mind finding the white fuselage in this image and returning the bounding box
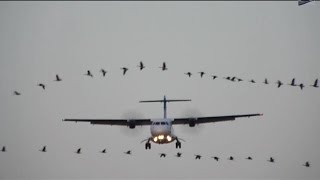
[150,118,176,144]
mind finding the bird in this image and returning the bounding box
[160,62,168,71]
[288,78,297,86]
[249,79,256,83]
[138,61,145,70]
[212,75,218,80]
[246,156,252,160]
[85,70,93,77]
[212,156,219,161]
[124,150,131,155]
[75,148,81,154]
[40,146,46,152]
[100,69,107,77]
[100,149,107,154]
[237,78,243,82]
[268,157,274,163]
[263,78,269,84]
[195,155,202,159]
[303,161,310,167]
[230,76,237,82]
[198,72,205,78]
[38,83,45,90]
[276,80,283,88]
[185,72,192,77]
[13,91,21,95]
[1,146,6,152]
[299,83,304,90]
[121,67,128,76]
[159,153,166,158]
[310,79,318,88]
[228,156,234,161]
[175,152,182,157]
[224,76,231,80]
[55,74,62,81]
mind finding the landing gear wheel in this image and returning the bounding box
[176,141,181,149]
[145,142,151,150]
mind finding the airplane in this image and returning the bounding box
[64,96,263,150]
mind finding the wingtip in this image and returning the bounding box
[259,113,263,116]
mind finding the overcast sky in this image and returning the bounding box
[0,1,320,179]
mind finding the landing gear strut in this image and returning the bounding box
[176,139,181,149]
[145,139,151,150]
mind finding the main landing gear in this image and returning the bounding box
[176,139,181,149]
[145,139,151,150]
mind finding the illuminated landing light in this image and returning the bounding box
[167,135,172,141]
[158,135,164,140]
[153,137,158,142]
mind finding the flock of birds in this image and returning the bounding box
[11,61,319,96]
[0,145,310,168]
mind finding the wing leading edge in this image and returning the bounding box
[172,113,262,125]
[63,118,151,126]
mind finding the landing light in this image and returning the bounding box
[153,137,158,142]
[167,135,172,141]
[158,135,164,140]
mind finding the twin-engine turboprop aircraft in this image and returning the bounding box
[64,96,262,149]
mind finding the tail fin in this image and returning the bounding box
[139,96,191,118]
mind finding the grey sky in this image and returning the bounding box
[0,1,320,179]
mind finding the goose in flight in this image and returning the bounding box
[185,72,192,77]
[311,79,318,88]
[101,69,107,77]
[85,70,93,77]
[38,83,45,90]
[288,78,297,86]
[75,148,81,154]
[13,91,21,95]
[276,80,283,88]
[175,152,182,157]
[121,67,128,76]
[40,146,47,152]
[160,62,167,71]
[212,156,219,161]
[138,61,145,70]
[124,150,131,155]
[195,154,202,160]
[198,72,205,78]
[55,74,62,82]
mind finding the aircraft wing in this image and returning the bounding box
[172,113,262,125]
[63,118,151,126]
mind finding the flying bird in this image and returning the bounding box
[40,146,47,152]
[249,79,256,83]
[185,72,192,77]
[195,155,202,159]
[75,148,81,154]
[212,156,219,161]
[101,149,107,154]
[121,67,128,76]
[13,91,21,96]
[228,156,234,161]
[237,78,243,82]
[124,150,131,155]
[160,62,167,71]
[55,74,62,81]
[159,153,166,158]
[246,156,252,160]
[224,76,231,80]
[263,78,269,84]
[299,83,304,90]
[1,146,6,152]
[100,69,107,77]
[268,157,275,163]
[288,78,297,86]
[175,152,182,157]
[303,161,310,167]
[211,75,218,80]
[198,72,205,78]
[310,79,318,88]
[276,80,283,88]
[85,70,93,77]
[230,76,237,82]
[138,61,145,70]
[38,83,45,90]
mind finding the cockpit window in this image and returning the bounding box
[155,122,160,125]
[161,122,166,125]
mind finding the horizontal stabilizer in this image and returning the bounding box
[140,99,191,103]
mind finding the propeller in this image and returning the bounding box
[119,109,145,137]
[177,108,204,135]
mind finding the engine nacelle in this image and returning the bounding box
[188,118,196,127]
[128,120,136,129]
